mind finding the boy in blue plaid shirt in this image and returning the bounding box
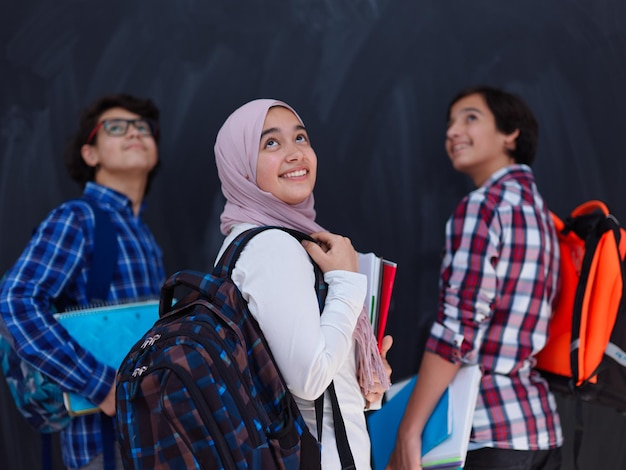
[0,94,166,469]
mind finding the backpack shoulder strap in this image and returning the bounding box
[160,226,321,315]
[214,226,280,278]
[216,225,329,310]
[214,226,315,277]
[77,199,118,303]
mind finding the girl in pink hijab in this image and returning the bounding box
[214,99,391,469]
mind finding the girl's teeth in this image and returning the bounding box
[283,170,306,178]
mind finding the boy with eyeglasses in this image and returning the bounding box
[0,94,166,469]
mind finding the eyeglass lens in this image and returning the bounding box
[102,119,154,136]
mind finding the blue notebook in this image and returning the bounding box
[367,375,451,470]
[54,300,159,416]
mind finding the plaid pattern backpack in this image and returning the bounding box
[116,227,329,470]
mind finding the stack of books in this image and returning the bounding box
[358,252,397,349]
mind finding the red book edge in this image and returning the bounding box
[377,260,397,351]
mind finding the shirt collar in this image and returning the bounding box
[482,163,533,190]
[83,182,142,215]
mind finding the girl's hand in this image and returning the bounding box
[302,231,359,273]
[364,335,393,406]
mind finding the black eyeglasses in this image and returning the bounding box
[87,118,158,144]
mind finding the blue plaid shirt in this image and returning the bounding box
[0,182,165,468]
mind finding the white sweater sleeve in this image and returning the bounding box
[225,227,367,400]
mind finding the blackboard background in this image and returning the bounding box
[1,1,625,468]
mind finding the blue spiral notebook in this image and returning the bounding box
[54,300,159,416]
[367,375,451,470]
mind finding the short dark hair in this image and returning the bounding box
[447,86,538,166]
[64,93,161,193]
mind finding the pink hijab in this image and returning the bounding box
[215,99,324,235]
[214,99,389,396]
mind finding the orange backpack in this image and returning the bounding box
[535,200,626,411]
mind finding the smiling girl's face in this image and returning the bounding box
[256,106,317,205]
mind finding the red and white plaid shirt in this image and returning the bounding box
[426,164,563,450]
